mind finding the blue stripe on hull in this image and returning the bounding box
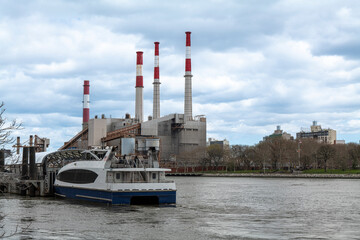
[54,186,176,205]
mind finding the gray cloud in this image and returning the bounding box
[1,0,360,149]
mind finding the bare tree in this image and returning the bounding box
[332,144,348,170]
[348,143,360,169]
[230,145,248,170]
[207,144,224,171]
[177,146,207,171]
[237,145,255,170]
[0,102,22,146]
[267,137,291,170]
[298,139,320,169]
[253,141,271,171]
[317,144,336,172]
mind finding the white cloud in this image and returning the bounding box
[31,60,78,75]
[1,0,360,149]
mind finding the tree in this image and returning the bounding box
[332,144,348,170]
[298,139,320,169]
[348,143,360,169]
[0,102,22,146]
[207,144,224,171]
[317,145,336,172]
[253,141,271,171]
[240,146,255,170]
[267,137,293,170]
[177,146,207,172]
[230,145,252,170]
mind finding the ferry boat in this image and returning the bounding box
[54,148,176,205]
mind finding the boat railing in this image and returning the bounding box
[137,159,145,169]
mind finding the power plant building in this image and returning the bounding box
[141,114,206,161]
[60,32,207,163]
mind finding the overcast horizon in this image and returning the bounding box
[1,0,360,151]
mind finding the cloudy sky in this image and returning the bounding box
[1,0,360,150]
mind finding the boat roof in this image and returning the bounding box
[5,149,109,165]
[59,161,171,172]
[5,151,54,165]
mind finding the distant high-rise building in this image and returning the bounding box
[296,121,336,144]
[263,125,294,141]
[207,138,230,149]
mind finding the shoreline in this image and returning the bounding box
[201,173,360,179]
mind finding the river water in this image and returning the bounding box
[1,177,359,239]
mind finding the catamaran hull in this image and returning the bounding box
[54,186,176,205]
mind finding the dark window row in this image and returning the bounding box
[299,131,329,138]
[57,169,98,184]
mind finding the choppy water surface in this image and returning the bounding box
[1,177,360,239]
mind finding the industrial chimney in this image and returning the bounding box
[184,32,193,121]
[83,80,90,129]
[153,42,160,119]
[135,51,144,123]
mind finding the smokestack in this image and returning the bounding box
[135,51,144,123]
[153,42,160,119]
[184,31,193,121]
[83,80,90,129]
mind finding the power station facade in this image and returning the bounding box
[60,32,207,163]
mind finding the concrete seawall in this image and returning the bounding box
[203,173,360,179]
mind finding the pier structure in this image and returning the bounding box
[0,135,51,197]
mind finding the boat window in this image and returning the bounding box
[116,173,121,179]
[57,169,98,184]
[152,173,157,179]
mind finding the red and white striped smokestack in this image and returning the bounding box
[184,31,193,121]
[153,42,160,119]
[83,80,90,129]
[135,51,144,123]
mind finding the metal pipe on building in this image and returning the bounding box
[83,80,90,129]
[184,32,193,121]
[135,51,144,123]
[153,42,160,119]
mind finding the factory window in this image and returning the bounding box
[56,169,98,184]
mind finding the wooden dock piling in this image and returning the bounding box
[0,150,4,172]
[21,147,29,196]
[0,150,4,192]
[22,147,29,179]
[29,146,36,197]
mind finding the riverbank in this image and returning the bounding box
[202,173,360,179]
